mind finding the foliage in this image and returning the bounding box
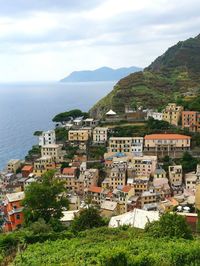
[87,145,107,160]
[33,131,43,136]
[25,145,41,162]
[175,151,198,173]
[52,109,88,122]
[147,117,173,131]
[64,145,79,160]
[23,170,69,224]
[55,127,68,142]
[145,213,193,240]
[28,218,52,235]
[14,227,200,266]
[71,207,106,233]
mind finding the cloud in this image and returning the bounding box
[0,0,199,81]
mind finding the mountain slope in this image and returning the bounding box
[60,66,142,82]
[90,34,200,118]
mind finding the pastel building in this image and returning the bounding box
[108,137,143,155]
[182,111,200,133]
[39,130,56,146]
[162,103,183,126]
[3,191,24,232]
[68,130,89,150]
[144,134,191,155]
[129,155,157,177]
[147,110,163,121]
[33,156,56,177]
[41,144,65,163]
[93,127,108,144]
[168,165,183,187]
[6,159,21,173]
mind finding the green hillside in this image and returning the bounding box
[90,34,200,118]
[13,227,200,266]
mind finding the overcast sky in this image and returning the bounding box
[0,0,200,82]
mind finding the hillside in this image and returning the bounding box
[90,34,200,118]
[13,227,200,266]
[60,66,142,82]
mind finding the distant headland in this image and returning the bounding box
[60,66,142,82]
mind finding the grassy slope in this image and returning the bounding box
[14,227,200,266]
[90,35,200,118]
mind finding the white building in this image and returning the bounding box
[93,127,108,144]
[39,130,56,146]
[185,172,198,190]
[108,137,143,155]
[147,110,163,121]
[41,144,65,163]
[131,137,143,156]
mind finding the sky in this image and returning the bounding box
[0,0,200,82]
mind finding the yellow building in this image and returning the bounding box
[168,165,183,187]
[6,159,21,173]
[195,183,200,210]
[109,166,127,190]
[33,156,55,177]
[68,130,89,150]
[41,144,64,163]
[129,155,157,177]
[162,103,183,126]
[140,190,157,208]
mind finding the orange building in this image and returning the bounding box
[21,165,33,178]
[182,111,200,132]
[3,191,25,232]
[144,134,191,155]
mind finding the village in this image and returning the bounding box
[1,102,200,232]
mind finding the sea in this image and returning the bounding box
[0,81,115,171]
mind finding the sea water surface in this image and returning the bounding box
[0,81,114,170]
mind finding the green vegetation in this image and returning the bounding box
[71,207,106,233]
[90,34,200,118]
[175,152,199,173]
[88,145,107,160]
[145,213,193,240]
[23,171,69,226]
[14,226,200,266]
[55,127,68,142]
[64,145,79,160]
[33,131,43,136]
[25,145,41,162]
[52,109,88,122]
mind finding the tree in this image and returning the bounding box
[52,109,88,123]
[179,151,198,173]
[23,170,69,225]
[145,213,193,239]
[71,207,105,232]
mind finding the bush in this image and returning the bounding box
[145,213,193,240]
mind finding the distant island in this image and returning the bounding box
[60,66,142,82]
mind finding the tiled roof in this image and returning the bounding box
[144,134,191,140]
[122,186,132,193]
[88,186,102,193]
[21,165,33,171]
[62,167,76,175]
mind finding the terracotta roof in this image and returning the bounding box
[182,111,197,114]
[144,134,191,140]
[88,186,102,193]
[62,167,76,175]
[122,186,132,193]
[21,165,33,171]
